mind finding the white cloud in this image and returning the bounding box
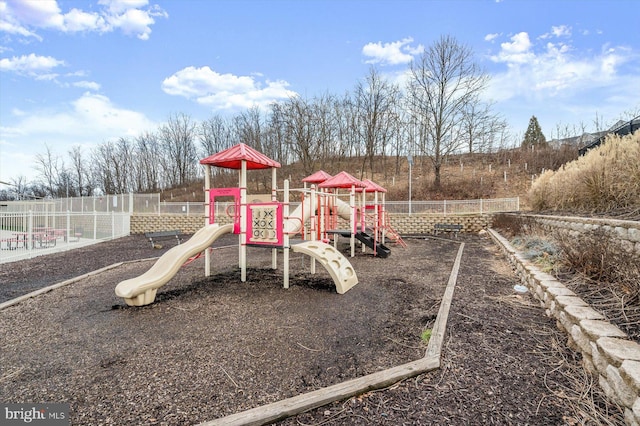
[64,8,108,32]
[105,7,155,40]
[72,80,101,91]
[540,24,572,39]
[161,66,298,110]
[0,92,157,181]
[486,31,635,103]
[0,0,166,40]
[552,25,571,37]
[0,53,65,74]
[362,37,424,66]
[484,33,500,42]
[491,32,534,64]
[99,0,149,15]
[9,92,155,138]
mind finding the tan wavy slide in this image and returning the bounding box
[115,223,234,306]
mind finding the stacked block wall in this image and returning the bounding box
[518,213,640,256]
[130,215,233,235]
[130,213,492,235]
[490,229,640,425]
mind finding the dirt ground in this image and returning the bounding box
[0,233,624,425]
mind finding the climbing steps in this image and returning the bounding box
[383,216,407,248]
[355,231,391,258]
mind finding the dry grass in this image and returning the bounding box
[528,131,640,214]
[554,229,640,340]
[533,329,625,425]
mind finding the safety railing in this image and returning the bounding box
[385,198,519,215]
[0,211,130,264]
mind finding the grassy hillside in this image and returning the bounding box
[160,146,579,209]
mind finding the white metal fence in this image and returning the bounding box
[144,197,520,217]
[1,193,136,214]
[385,198,520,215]
[135,197,520,217]
[0,211,130,264]
[0,194,518,263]
[2,194,520,217]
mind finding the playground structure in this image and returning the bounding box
[115,143,403,306]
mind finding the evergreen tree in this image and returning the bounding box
[522,115,547,148]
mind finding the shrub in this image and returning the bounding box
[492,213,536,238]
[554,229,640,303]
[528,131,640,214]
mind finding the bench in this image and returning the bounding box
[35,234,57,248]
[144,230,182,248]
[434,223,463,237]
[0,238,19,250]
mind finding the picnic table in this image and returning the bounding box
[0,228,78,250]
[11,231,57,248]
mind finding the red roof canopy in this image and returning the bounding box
[362,178,387,193]
[302,170,333,184]
[200,143,281,170]
[318,171,365,189]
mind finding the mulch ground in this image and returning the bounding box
[0,233,624,425]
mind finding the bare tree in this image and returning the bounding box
[335,93,360,159]
[266,102,291,165]
[68,145,95,196]
[91,138,135,194]
[34,145,63,197]
[460,96,506,154]
[199,114,232,158]
[353,67,401,179]
[159,113,199,186]
[406,35,489,188]
[135,131,162,191]
[232,107,263,151]
[312,92,340,171]
[277,96,321,175]
[92,142,117,194]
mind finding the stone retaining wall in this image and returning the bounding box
[130,215,233,235]
[489,229,640,425]
[388,213,491,234]
[517,213,640,255]
[130,213,492,235]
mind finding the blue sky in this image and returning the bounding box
[1,0,639,184]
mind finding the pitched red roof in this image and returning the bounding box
[302,170,333,184]
[200,143,281,170]
[318,171,365,189]
[362,179,387,193]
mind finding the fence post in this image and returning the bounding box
[443,200,447,216]
[516,197,520,211]
[66,210,71,246]
[111,211,115,240]
[480,199,483,214]
[28,210,33,256]
[93,210,97,240]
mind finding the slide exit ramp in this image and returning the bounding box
[292,241,358,294]
[115,223,234,306]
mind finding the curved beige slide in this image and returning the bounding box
[292,241,358,294]
[115,223,234,306]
